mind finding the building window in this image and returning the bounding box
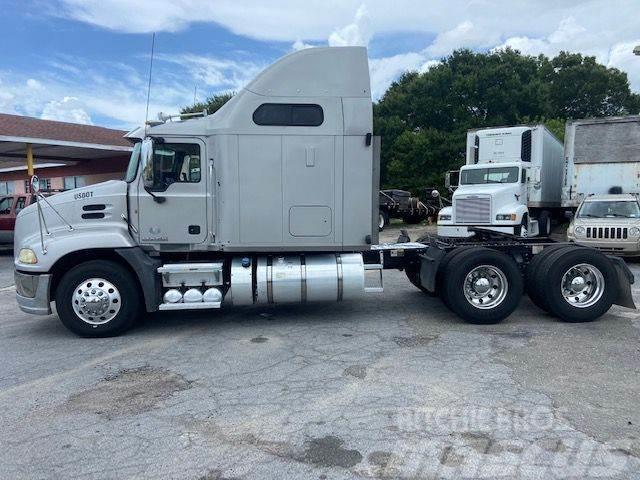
[252,103,324,127]
[64,176,86,190]
[25,178,51,193]
[0,182,7,195]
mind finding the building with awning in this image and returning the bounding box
[0,113,132,194]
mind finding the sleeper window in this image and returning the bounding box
[253,103,324,126]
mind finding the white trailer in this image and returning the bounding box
[439,125,563,238]
[562,116,640,207]
[11,47,636,337]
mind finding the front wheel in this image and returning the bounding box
[55,260,141,337]
[441,247,523,324]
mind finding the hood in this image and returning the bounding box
[574,216,640,226]
[15,180,129,251]
[455,183,520,196]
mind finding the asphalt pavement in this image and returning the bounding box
[0,224,639,479]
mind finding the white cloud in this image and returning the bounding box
[292,40,315,51]
[26,79,43,90]
[608,40,640,91]
[40,96,93,124]
[156,54,262,92]
[328,4,372,47]
[426,21,499,57]
[369,52,425,99]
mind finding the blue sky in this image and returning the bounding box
[1,0,638,129]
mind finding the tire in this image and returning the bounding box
[525,244,577,312]
[540,247,616,323]
[437,246,478,308]
[55,260,142,337]
[441,247,523,324]
[537,210,551,237]
[378,210,389,231]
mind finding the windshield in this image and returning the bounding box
[578,200,640,219]
[124,142,141,183]
[0,197,13,215]
[460,166,519,185]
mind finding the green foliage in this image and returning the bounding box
[375,48,640,192]
[182,92,235,115]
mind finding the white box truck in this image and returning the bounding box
[438,125,564,237]
[11,48,635,336]
[562,115,640,207]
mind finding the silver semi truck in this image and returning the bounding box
[13,47,636,336]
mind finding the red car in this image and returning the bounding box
[0,194,37,244]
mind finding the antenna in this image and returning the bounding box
[144,32,156,134]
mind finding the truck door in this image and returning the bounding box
[136,138,208,245]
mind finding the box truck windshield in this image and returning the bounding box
[578,201,640,219]
[460,166,519,185]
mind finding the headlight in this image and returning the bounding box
[439,214,451,221]
[496,214,516,221]
[18,248,38,264]
[630,227,640,236]
[575,226,586,235]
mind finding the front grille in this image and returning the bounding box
[455,196,491,223]
[586,226,628,240]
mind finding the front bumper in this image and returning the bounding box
[571,238,640,256]
[15,271,52,315]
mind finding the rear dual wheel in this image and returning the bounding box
[440,247,523,324]
[526,246,616,322]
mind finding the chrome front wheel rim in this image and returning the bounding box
[379,213,385,229]
[72,278,121,325]
[464,265,509,309]
[561,263,604,308]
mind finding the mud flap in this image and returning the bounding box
[607,256,636,309]
[419,247,447,293]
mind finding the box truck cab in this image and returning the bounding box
[438,125,563,238]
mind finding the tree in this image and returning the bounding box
[182,92,234,115]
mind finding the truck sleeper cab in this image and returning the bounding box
[13,48,636,337]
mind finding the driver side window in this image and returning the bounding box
[144,143,201,191]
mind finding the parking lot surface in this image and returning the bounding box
[1,225,639,479]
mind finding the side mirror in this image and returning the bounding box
[444,172,451,189]
[140,138,154,189]
[30,175,40,193]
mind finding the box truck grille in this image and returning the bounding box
[455,196,491,223]
[586,226,628,240]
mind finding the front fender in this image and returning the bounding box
[15,225,135,273]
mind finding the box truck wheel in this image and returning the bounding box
[441,247,523,324]
[539,247,616,323]
[537,210,551,237]
[378,210,389,231]
[55,260,141,337]
[525,244,577,312]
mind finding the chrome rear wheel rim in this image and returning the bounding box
[464,265,508,309]
[561,263,604,308]
[72,278,121,325]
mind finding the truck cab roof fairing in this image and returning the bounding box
[245,47,370,98]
